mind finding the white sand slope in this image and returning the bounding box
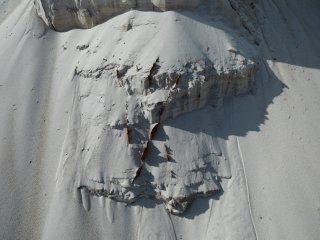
[0,0,320,239]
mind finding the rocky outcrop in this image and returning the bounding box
[35,0,201,31]
[35,0,261,39]
[62,51,256,214]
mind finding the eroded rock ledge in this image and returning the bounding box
[62,56,256,214]
[35,0,261,42]
[35,0,201,31]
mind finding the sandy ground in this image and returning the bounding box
[0,0,320,239]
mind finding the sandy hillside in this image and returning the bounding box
[0,0,320,239]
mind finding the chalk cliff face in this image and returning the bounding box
[36,0,201,31]
[35,0,259,34]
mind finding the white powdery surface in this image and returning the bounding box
[54,9,257,214]
[2,0,320,240]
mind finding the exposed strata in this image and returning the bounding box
[61,51,256,214]
[35,0,201,31]
[74,56,256,125]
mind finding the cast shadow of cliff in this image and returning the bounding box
[142,60,285,219]
[128,58,286,220]
[157,60,286,141]
[156,5,320,216]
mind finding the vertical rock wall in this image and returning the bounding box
[35,0,201,31]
